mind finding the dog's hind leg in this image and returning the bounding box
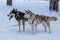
[42,23,47,32]
[46,22,51,33]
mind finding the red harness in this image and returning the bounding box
[41,16,46,19]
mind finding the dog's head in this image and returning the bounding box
[7,8,17,20]
[24,9,32,19]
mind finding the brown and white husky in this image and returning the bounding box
[24,10,57,34]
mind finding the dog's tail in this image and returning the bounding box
[47,16,57,21]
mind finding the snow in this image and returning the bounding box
[0,0,60,40]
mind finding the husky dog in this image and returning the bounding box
[24,10,57,33]
[7,8,28,32]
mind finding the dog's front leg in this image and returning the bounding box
[18,21,21,32]
[31,24,34,34]
[34,24,37,33]
[42,23,47,32]
[22,19,25,32]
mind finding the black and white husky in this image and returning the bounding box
[7,8,28,32]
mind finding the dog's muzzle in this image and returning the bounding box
[7,14,13,20]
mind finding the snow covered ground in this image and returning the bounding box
[0,0,60,40]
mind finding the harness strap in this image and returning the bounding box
[29,14,32,19]
[32,17,35,24]
[32,15,38,24]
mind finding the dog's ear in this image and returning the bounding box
[15,9,17,11]
[28,9,31,12]
[12,8,16,12]
[14,9,17,12]
[25,10,27,12]
[13,8,15,10]
[28,9,32,13]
